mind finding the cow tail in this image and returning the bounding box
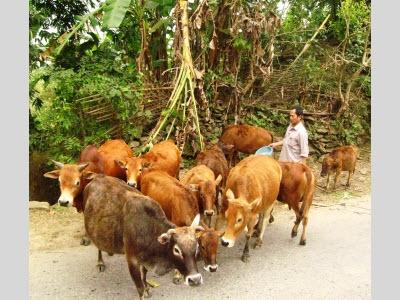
[300,168,315,220]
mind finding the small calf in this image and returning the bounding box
[320,145,359,191]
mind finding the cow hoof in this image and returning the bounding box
[144,288,152,298]
[97,263,106,272]
[80,237,91,246]
[291,230,298,238]
[269,215,274,223]
[241,254,250,263]
[300,239,306,246]
[253,238,263,249]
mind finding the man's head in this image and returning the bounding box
[289,106,304,126]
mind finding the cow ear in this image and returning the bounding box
[194,226,205,238]
[83,171,96,181]
[226,189,235,201]
[191,214,201,227]
[250,197,262,212]
[215,174,223,186]
[116,160,126,169]
[43,170,60,179]
[157,233,170,245]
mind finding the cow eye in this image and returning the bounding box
[236,218,242,224]
[76,181,80,186]
[173,245,182,257]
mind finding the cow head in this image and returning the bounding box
[158,214,204,286]
[217,141,235,157]
[320,156,337,177]
[190,174,222,217]
[117,157,151,188]
[44,161,95,207]
[220,189,261,248]
[197,226,223,272]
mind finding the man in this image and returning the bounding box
[269,106,309,164]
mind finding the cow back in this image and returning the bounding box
[195,145,229,186]
[219,124,273,154]
[98,139,134,178]
[141,170,199,226]
[223,155,281,213]
[142,140,181,178]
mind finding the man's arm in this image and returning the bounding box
[269,140,284,149]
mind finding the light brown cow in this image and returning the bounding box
[181,165,222,220]
[195,143,230,188]
[220,155,281,262]
[117,139,181,188]
[218,124,273,167]
[197,222,223,273]
[140,170,199,227]
[320,145,359,190]
[277,162,315,245]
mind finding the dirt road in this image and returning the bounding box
[29,194,370,300]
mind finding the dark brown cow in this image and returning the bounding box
[218,124,273,167]
[181,165,222,220]
[140,170,199,227]
[83,174,203,299]
[220,155,281,262]
[117,139,181,188]
[195,143,230,188]
[320,145,359,190]
[277,162,315,245]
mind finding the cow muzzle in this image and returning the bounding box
[204,264,218,272]
[58,198,71,207]
[204,210,215,217]
[127,181,137,188]
[58,194,73,207]
[185,273,203,286]
[221,237,234,248]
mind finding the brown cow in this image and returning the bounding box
[320,145,359,191]
[141,170,221,275]
[181,165,222,221]
[197,222,223,273]
[117,139,181,188]
[80,139,134,179]
[195,143,230,188]
[140,170,199,227]
[277,162,315,245]
[83,174,203,299]
[220,155,281,262]
[218,124,273,167]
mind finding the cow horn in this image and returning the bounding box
[191,214,201,227]
[78,163,89,172]
[51,160,64,169]
[167,228,176,237]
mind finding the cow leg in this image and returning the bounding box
[346,170,352,187]
[97,250,105,272]
[269,208,275,223]
[140,265,152,298]
[333,170,340,190]
[291,205,302,238]
[242,215,258,262]
[127,258,146,300]
[254,206,274,249]
[325,174,330,191]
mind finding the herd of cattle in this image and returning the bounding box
[43,124,359,299]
